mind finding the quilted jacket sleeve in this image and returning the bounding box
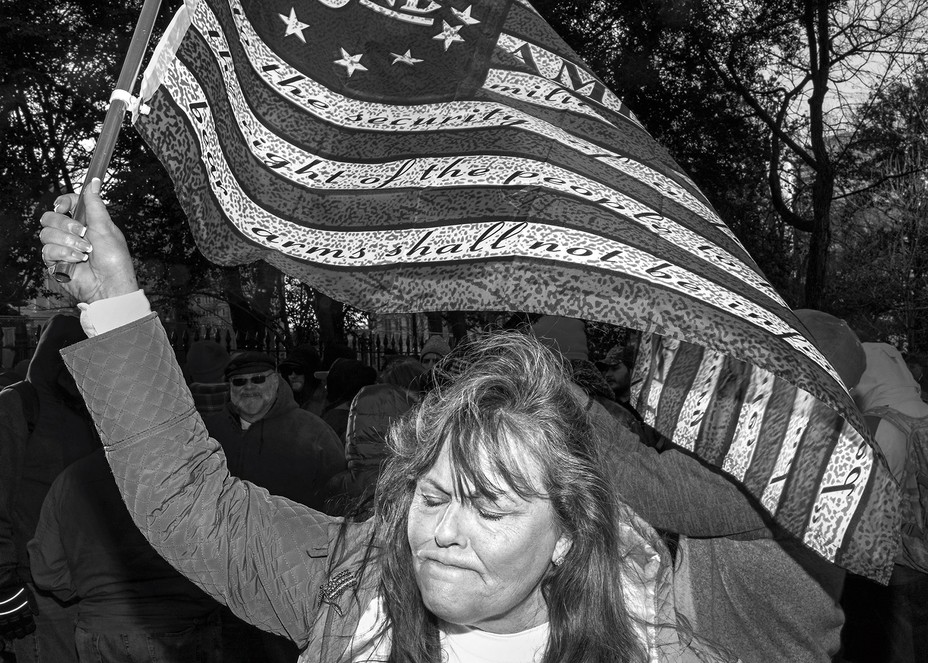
[60,314,335,646]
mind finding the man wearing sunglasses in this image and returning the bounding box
[204,351,345,511]
[203,351,345,663]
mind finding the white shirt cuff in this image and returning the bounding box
[77,290,152,338]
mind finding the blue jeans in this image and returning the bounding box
[74,616,221,663]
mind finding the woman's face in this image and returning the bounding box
[407,443,571,634]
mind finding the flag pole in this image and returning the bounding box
[52,0,164,283]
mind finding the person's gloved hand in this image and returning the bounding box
[0,584,37,640]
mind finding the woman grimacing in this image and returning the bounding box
[38,183,734,662]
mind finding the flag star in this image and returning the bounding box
[433,21,464,51]
[334,48,368,76]
[391,50,423,66]
[451,5,480,25]
[279,7,310,43]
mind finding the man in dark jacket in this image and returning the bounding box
[203,351,345,663]
[28,449,222,662]
[204,351,345,510]
[0,315,98,662]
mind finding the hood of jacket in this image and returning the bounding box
[26,314,88,408]
[855,343,928,419]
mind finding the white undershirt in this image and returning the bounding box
[346,597,548,663]
[441,620,548,663]
[77,289,151,337]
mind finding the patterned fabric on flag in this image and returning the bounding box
[134,0,899,580]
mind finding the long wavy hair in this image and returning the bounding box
[371,331,646,663]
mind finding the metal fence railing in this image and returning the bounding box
[3,315,452,376]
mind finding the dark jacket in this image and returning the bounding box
[0,315,98,587]
[28,449,219,630]
[204,378,345,512]
[325,383,416,517]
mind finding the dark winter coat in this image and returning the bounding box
[325,383,417,517]
[203,378,345,512]
[0,315,98,587]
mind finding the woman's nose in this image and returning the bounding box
[433,501,467,548]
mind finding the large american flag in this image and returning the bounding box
[134,0,898,580]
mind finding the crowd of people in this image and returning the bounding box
[0,302,454,663]
[0,183,924,663]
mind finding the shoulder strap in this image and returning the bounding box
[865,405,923,437]
[1,381,39,434]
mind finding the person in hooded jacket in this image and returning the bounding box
[0,360,29,390]
[184,339,230,417]
[596,308,858,663]
[203,350,345,663]
[203,350,345,515]
[324,357,427,518]
[278,344,324,415]
[841,342,928,663]
[0,315,99,662]
[856,344,928,480]
[317,358,377,444]
[28,448,223,662]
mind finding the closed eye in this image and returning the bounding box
[420,493,447,508]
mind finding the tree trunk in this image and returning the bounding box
[448,311,469,344]
[802,166,834,309]
[313,291,345,346]
[800,0,834,310]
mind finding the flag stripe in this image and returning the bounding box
[775,408,847,533]
[741,386,794,496]
[491,33,645,131]
[722,368,775,482]
[762,390,816,512]
[673,349,725,452]
[653,342,700,440]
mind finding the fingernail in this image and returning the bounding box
[78,225,88,238]
[81,253,89,262]
[78,241,92,253]
[90,178,101,194]
[54,201,67,214]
